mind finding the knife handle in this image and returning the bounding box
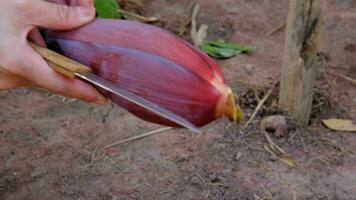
[29,41,92,78]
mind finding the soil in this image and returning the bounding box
[1,0,355,199]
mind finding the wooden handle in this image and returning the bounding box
[47,61,76,78]
[29,42,92,78]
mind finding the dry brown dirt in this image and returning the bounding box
[0,0,355,199]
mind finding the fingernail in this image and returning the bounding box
[94,94,108,105]
[77,6,95,19]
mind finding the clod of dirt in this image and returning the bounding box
[261,115,288,137]
[208,173,225,183]
[118,0,144,11]
[344,43,355,52]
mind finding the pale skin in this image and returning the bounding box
[0,0,107,104]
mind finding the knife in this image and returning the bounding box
[29,42,201,133]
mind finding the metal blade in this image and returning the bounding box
[75,73,201,133]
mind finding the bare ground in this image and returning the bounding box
[0,0,355,199]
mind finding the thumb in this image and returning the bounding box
[31,0,95,30]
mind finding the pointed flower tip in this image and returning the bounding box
[213,79,242,124]
[234,104,243,124]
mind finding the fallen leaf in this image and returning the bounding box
[200,40,255,59]
[205,40,255,53]
[322,119,356,132]
[264,145,297,167]
[200,43,237,59]
[261,119,296,167]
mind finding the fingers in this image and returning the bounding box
[68,0,94,7]
[0,71,31,90]
[22,44,107,104]
[30,0,95,30]
[28,28,46,47]
[45,0,94,7]
[46,0,67,4]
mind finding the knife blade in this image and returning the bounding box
[76,73,201,133]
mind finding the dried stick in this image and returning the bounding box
[190,4,200,42]
[90,147,98,165]
[244,87,275,128]
[331,73,356,85]
[105,127,173,148]
[266,22,286,37]
[190,4,208,47]
[118,9,159,23]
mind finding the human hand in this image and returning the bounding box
[0,0,107,104]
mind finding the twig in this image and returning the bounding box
[266,22,286,37]
[289,184,298,200]
[244,87,275,128]
[159,189,172,195]
[262,125,296,167]
[102,102,114,123]
[263,130,285,154]
[190,4,200,41]
[178,2,196,36]
[190,4,208,47]
[64,98,77,104]
[297,130,307,153]
[287,131,298,142]
[242,141,264,151]
[65,115,72,128]
[331,73,356,85]
[104,127,173,148]
[321,58,337,89]
[90,147,98,165]
[118,9,159,23]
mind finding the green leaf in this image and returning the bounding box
[94,0,122,19]
[200,39,255,59]
[207,40,255,53]
[201,44,236,59]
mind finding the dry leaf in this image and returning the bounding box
[264,145,297,167]
[263,132,297,167]
[322,119,356,132]
[262,120,297,167]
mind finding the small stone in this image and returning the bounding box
[261,115,288,137]
[235,152,243,161]
[31,168,45,178]
[243,64,254,75]
[190,176,200,185]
